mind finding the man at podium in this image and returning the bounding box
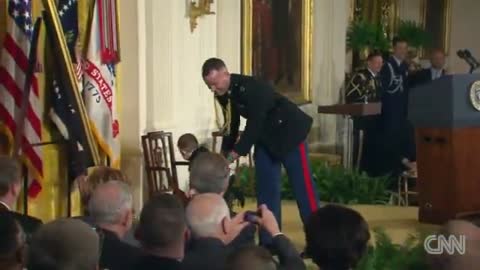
[345,51,383,175]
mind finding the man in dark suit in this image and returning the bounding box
[202,58,319,246]
[131,194,186,270]
[225,204,306,270]
[188,152,256,249]
[378,37,417,178]
[182,193,249,270]
[0,156,42,238]
[410,49,446,88]
[88,180,142,270]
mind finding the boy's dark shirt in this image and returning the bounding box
[187,146,210,170]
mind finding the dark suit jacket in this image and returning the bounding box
[409,68,445,88]
[182,237,228,270]
[273,234,306,270]
[217,74,312,159]
[130,255,181,270]
[0,203,42,240]
[97,228,143,270]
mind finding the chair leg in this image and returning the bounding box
[404,177,409,206]
[212,136,217,152]
[397,176,402,206]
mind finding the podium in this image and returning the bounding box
[409,74,480,224]
[318,103,381,168]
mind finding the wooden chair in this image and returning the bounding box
[397,171,418,206]
[141,131,189,204]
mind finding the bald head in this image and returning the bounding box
[28,219,99,270]
[88,180,133,226]
[185,193,230,238]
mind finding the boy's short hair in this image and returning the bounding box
[305,204,370,270]
[177,133,199,152]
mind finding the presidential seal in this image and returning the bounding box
[469,81,480,111]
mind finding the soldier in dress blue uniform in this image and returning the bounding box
[378,37,416,178]
[201,58,320,246]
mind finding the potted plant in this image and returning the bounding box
[396,20,432,57]
[347,20,390,60]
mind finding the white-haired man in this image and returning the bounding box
[182,193,248,270]
[88,180,142,269]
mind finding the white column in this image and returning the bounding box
[302,0,349,151]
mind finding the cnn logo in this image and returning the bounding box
[424,235,466,255]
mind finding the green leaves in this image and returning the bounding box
[396,20,432,49]
[283,161,392,204]
[356,228,430,270]
[347,20,390,52]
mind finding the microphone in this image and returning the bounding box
[457,49,480,73]
[464,50,480,68]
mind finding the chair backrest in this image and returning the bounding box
[141,131,180,198]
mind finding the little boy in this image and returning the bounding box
[177,133,209,170]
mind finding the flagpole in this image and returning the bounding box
[13,18,42,156]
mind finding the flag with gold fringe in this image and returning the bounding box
[82,0,120,167]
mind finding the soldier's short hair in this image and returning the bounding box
[392,36,408,47]
[0,156,21,197]
[177,133,199,152]
[202,58,227,77]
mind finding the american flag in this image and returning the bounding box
[0,0,43,197]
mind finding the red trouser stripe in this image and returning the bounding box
[299,142,318,211]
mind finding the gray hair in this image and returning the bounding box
[185,193,230,238]
[88,180,133,224]
[190,152,230,194]
[0,156,20,197]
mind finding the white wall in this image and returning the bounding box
[119,0,242,206]
[302,0,349,149]
[447,0,480,73]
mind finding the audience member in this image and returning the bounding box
[305,204,370,270]
[0,156,42,236]
[182,193,248,270]
[88,180,142,269]
[132,194,187,270]
[226,204,306,270]
[77,165,127,208]
[428,220,480,270]
[189,152,255,248]
[27,218,99,270]
[0,212,26,270]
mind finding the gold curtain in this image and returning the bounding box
[353,0,398,40]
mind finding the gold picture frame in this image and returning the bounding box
[241,0,312,104]
[42,0,101,165]
[421,0,451,56]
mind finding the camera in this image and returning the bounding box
[244,210,261,223]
